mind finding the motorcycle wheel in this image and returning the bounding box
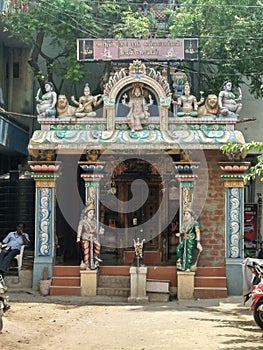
[253,299,263,329]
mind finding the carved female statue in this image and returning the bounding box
[176,208,203,271]
[71,83,103,118]
[218,80,242,116]
[35,82,57,117]
[76,204,104,270]
[122,83,153,132]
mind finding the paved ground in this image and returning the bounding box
[1,289,263,350]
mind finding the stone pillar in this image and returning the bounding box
[29,161,62,288]
[80,270,98,296]
[128,266,149,303]
[78,161,105,229]
[174,162,200,226]
[177,271,195,299]
[219,161,250,295]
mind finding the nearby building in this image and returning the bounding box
[0,2,34,239]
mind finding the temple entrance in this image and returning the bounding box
[99,156,180,266]
[55,155,180,266]
[126,182,160,250]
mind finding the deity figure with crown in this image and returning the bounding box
[71,83,103,118]
[173,81,204,117]
[122,82,153,132]
[76,203,104,270]
[176,207,203,271]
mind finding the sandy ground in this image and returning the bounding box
[0,291,262,350]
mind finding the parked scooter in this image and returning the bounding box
[0,273,10,332]
[243,259,263,329]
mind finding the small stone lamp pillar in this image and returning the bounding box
[128,266,149,303]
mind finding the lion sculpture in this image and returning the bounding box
[56,94,76,117]
[198,94,219,117]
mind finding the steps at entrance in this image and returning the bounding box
[97,275,130,298]
[50,266,130,298]
[50,266,81,296]
[194,267,227,299]
[49,265,228,299]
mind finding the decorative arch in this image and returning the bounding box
[103,61,172,131]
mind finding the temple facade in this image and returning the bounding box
[28,60,249,297]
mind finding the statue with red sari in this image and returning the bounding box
[77,203,104,270]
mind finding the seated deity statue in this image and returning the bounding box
[71,83,103,118]
[36,82,57,117]
[56,94,76,117]
[122,83,153,132]
[218,80,242,117]
[173,81,204,117]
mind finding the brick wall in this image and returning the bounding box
[194,150,226,267]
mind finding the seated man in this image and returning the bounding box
[0,223,30,277]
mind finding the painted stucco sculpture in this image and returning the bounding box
[173,81,204,117]
[176,207,203,271]
[218,80,242,117]
[198,94,219,117]
[76,203,104,270]
[56,94,76,117]
[71,83,103,118]
[36,82,57,118]
[122,83,153,132]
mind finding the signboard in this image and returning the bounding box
[77,38,198,62]
[244,203,258,250]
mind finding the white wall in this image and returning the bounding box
[236,83,263,143]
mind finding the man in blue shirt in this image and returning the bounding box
[0,223,30,276]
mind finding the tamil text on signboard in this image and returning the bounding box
[77,38,198,62]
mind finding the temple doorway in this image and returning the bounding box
[99,157,180,266]
[55,156,180,266]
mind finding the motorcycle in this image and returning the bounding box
[0,273,9,332]
[243,258,263,329]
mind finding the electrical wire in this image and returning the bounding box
[28,1,263,43]
[29,1,99,37]
[8,1,263,64]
